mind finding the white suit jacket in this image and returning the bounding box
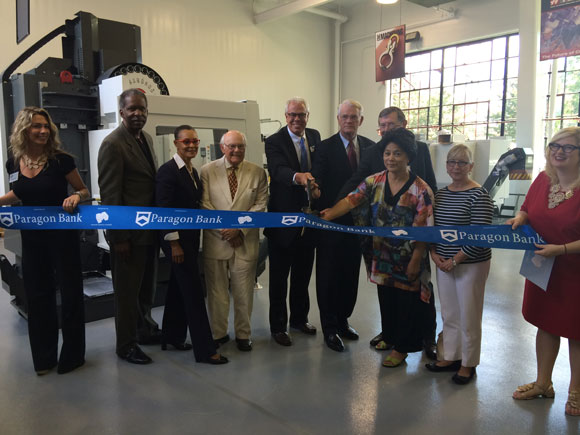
[200,157,268,260]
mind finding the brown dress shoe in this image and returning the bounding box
[290,322,317,335]
[272,332,292,346]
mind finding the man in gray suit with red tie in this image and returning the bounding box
[312,99,375,352]
[98,89,160,365]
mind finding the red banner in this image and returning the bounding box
[375,25,406,82]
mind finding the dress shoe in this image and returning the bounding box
[117,345,153,365]
[325,334,345,352]
[204,354,229,365]
[214,335,230,348]
[423,340,437,360]
[57,359,85,374]
[161,341,193,351]
[425,360,461,373]
[290,322,317,335]
[339,326,359,341]
[36,363,57,376]
[452,367,476,385]
[138,329,163,345]
[272,332,292,346]
[370,333,383,347]
[236,338,253,352]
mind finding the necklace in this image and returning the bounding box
[548,183,575,209]
[23,154,47,170]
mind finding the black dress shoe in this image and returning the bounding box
[290,322,317,335]
[236,338,253,352]
[57,359,85,374]
[325,334,345,352]
[161,341,193,351]
[425,360,462,373]
[272,332,292,346]
[339,326,359,341]
[204,354,229,365]
[452,367,476,385]
[370,333,383,347]
[117,345,153,365]
[214,335,230,348]
[138,329,163,345]
[423,341,437,360]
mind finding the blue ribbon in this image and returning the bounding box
[0,205,544,250]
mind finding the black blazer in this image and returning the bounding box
[338,139,437,199]
[312,132,375,225]
[155,158,203,250]
[264,126,321,247]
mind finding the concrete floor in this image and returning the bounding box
[0,246,578,435]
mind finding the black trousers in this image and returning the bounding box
[110,243,159,354]
[316,231,361,336]
[268,236,315,333]
[378,285,424,354]
[160,242,216,362]
[21,230,85,372]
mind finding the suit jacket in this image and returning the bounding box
[200,157,268,261]
[156,157,203,251]
[338,139,437,199]
[312,132,375,221]
[98,123,158,245]
[264,126,321,247]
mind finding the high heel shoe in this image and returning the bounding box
[452,367,476,385]
[204,354,229,365]
[161,341,193,351]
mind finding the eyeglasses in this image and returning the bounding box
[339,114,360,121]
[176,138,200,146]
[224,144,246,150]
[548,142,580,154]
[446,160,470,167]
[286,112,308,120]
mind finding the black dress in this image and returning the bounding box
[6,153,85,373]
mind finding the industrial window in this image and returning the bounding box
[387,34,519,142]
[540,54,580,141]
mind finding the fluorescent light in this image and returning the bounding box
[377,0,399,4]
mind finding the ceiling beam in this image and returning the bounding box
[254,0,334,24]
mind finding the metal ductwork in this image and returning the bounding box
[407,0,455,7]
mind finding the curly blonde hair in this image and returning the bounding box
[9,107,63,163]
[545,127,580,189]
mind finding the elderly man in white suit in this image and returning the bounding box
[201,130,268,352]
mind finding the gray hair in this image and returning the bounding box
[220,130,247,146]
[337,99,364,117]
[285,97,310,114]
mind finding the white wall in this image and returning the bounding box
[0,0,335,144]
[339,0,520,139]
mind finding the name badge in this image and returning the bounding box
[9,172,18,183]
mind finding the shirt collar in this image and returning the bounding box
[287,127,305,143]
[224,156,243,170]
[173,153,188,169]
[339,133,358,148]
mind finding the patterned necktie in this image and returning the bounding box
[299,137,308,172]
[228,166,238,200]
[347,141,357,171]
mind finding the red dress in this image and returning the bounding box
[520,172,580,340]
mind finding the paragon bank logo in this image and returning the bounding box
[392,229,408,236]
[135,211,152,227]
[238,216,252,225]
[440,229,458,243]
[96,211,109,224]
[281,215,299,226]
[0,212,14,227]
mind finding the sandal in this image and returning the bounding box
[382,353,407,368]
[375,340,394,351]
[513,382,555,400]
[566,390,580,416]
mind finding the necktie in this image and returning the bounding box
[228,166,238,200]
[299,137,308,172]
[347,141,357,171]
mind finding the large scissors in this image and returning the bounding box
[379,34,399,71]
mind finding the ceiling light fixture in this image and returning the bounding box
[377,0,399,4]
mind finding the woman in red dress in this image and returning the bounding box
[508,127,580,416]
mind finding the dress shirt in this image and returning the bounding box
[288,127,312,184]
[339,133,360,166]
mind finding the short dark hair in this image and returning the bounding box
[119,88,148,109]
[174,124,196,139]
[378,128,417,163]
[378,106,406,123]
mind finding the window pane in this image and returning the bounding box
[391,79,400,93]
[443,67,455,86]
[507,57,519,78]
[491,60,505,80]
[444,47,456,67]
[506,78,518,99]
[505,98,518,120]
[566,55,580,71]
[491,80,505,100]
[477,102,489,121]
[429,106,440,126]
[431,49,443,69]
[442,105,453,124]
[563,93,579,116]
[454,105,465,124]
[488,122,501,137]
[419,108,429,126]
[442,87,453,105]
[509,34,520,57]
[492,37,507,60]
[391,93,400,107]
[399,92,409,109]
[489,100,503,121]
[420,89,430,107]
[454,84,466,104]
[566,70,580,93]
[410,90,419,108]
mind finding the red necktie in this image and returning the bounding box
[347,141,357,171]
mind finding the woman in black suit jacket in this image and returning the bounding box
[155,125,227,365]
